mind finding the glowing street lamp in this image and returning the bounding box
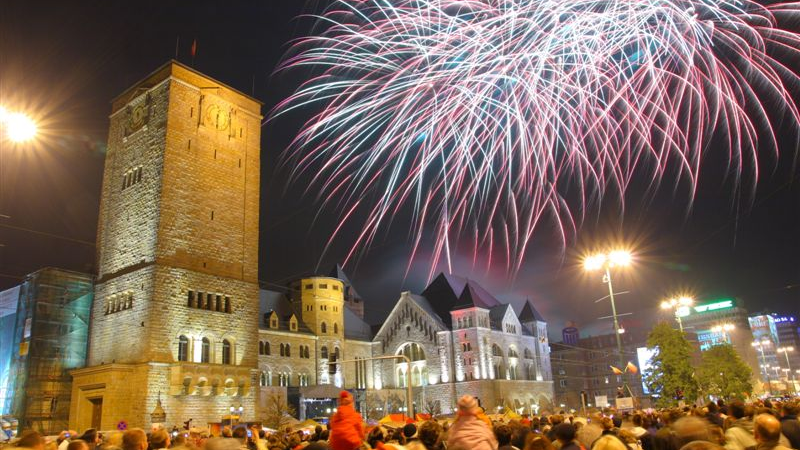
[584,249,632,373]
[0,105,37,143]
[753,340,772,395]
[778,347,796,393]
[661,296,693,332]
[711,323,735,343]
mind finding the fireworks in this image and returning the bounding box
[274,0,800,276]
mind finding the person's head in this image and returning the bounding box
[601,417,614,431]
[67,440,89,450]
[457,395,479,415]
[672,417,710,448]
[782,403,799,417]
[418,421,442,449]
[728,400,745,420]
[314,426,322,436]
[122,429,148,450]
[367,426,386,448]
[754,414,782,444]
[617,429,637,445]
[402,423,417,440]
[495,424,513,446]
[338,391,353,406]
[524,433,555,450]
[149,429,170,449]
[591,435,628,450]
[678,441,725,450]
[632,414,643,427]
[549,415,564,426]
[17,430,46,450]
[552,423,576,445]
[231,427,247,442]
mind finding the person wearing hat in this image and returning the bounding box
[446,396,497,450]
[329,391,365,450]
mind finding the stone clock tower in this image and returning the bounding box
[70,61,262,431]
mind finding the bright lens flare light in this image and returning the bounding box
[275,0,800,273]
[584,250,632,271]
[0,106,38,143]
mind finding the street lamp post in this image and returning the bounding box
[661,297,694,332]
[752,340,772,396]
[777,347,795,394]
[584,250,631,392]
[711,323,735,344]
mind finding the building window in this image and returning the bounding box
[280,343,285,357]
[187,291,195,308]
[291,321,297,331]
[321,322,327,334]
[334,347,340,360]
[222,339,232,364]
[321,346,329,359]
[305,284,313,290]
[225,297,231,313]
[264,341,270,355]
[334,323,339,334]
[201,338,210,363]
[216,295,222,312]
[259,341,264,355]
[285,344,291,357]
[560,379,567,388]
[492,344,503,357]
[320,284,328,289]
[178,335,189,362]
[333,285,339,291]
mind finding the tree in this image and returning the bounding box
[696,344,753,400]
[644,322,698,407]
[262,391,297,430]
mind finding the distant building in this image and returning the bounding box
[0,268,93,434]
[673,298,760,376]
[749,314,781,382]
[562,324,579,345]
[773,315,800,379]
[550,328,650,411]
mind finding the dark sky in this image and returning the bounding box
[1,1,799,339]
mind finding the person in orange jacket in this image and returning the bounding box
[329,391,365,450]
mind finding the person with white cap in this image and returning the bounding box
[446,396,497,450]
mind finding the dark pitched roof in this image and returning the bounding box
[422,273,502,326]
[343,306,372,341]
[519,299,546,322]
[489,304,513,330]
[259,289,313,334]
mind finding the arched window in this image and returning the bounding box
[178,335,189,362]
[259,341,264,355]
[280,343,285,357]
[260,372,267,386]
[321,346,329,359]
[524,348,532,359]
[264,342,270,355]
[334,323,339,334]
[397,343,426,362]
[412,366,422,386]
[285,343,291,357]
[492,344,503,357]
[304,346,310,358]
[321,322,327,334]
[334,347,340,360]
[508,347,518,358]
[201,338,210,363]
[224,297,231,313]
[222,339,232,364]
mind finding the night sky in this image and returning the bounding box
[1,1,799,339]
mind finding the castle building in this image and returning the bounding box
[57,61,553,431]
[69,60,263,431]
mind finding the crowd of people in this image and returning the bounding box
[4,392,800,450]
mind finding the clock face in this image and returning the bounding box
[205,104,229,131]
[130,104,147,130]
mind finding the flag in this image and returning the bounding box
[191,39,197,58]
[626,361,639,374]
[610,365,623,375]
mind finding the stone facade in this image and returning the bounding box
[71,60,262,432]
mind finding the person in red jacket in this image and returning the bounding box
[329,391,365,450]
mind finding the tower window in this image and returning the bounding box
[320,284,328,289]
[178,335,189,362]
[334,323,339,335]
[201,338,210,363]
[216,295,221,311]
[187,291,195,308]
[264,341,270,355]
[305,284,313,290]
[321,346,329,359]
[225,297,231,313]
[222,339,232,365]
[321,322,327,334]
